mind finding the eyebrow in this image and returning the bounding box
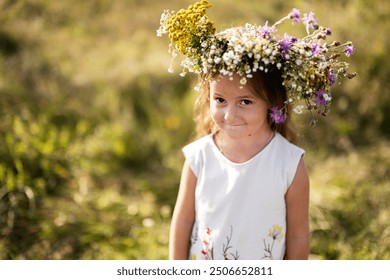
[213,92,257,99]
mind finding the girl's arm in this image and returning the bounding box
[285,157,310,260]
[169,159,196,260]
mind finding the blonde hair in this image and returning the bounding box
[193,69,298,144]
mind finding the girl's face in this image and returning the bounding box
[209,74,270,139]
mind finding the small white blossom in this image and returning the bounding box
[293,105,304,114]
[323,93,332,102]
[319,62,328,69]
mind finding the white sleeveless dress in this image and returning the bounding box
[182,132,304,260]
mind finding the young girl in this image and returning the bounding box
[157,0,355,260]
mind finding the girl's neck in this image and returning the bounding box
[214,128,274,163]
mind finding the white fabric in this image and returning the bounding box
[182,132,304,260]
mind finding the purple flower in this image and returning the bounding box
[311,42,321,55]
[278,33,296,56]
[259,21,277,38]
[314,89,328,106]
[290,8,300,25]
[344,45,355,57]
[302,12,318,30]
[327,71,337,86]
[325,28,332,36]
[269,106,286,124]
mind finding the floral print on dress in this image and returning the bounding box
[196,225,239,260]
[201,227,214,260]
[191,224,285,260]
[262,224,284,260]
[222,225,239,260]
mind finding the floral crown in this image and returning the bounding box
[157,0,356,126]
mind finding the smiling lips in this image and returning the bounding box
[224,123,246,127]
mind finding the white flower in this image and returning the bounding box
[235,44,245,53]
[222,52,230,62]
[293,105,304,114]
[323,93,332,102]
[319,62,328,69]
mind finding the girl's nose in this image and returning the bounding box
[224,105,237,122]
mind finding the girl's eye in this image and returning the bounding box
[215,97,225,103]
[240,99,253,105]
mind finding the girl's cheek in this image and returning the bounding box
[209,105,221,121]
[209,102,217,114]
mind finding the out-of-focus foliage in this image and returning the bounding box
[0,0,389,259]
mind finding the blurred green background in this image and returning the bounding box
[0,0,389,260]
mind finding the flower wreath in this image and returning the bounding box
[157,0,356,126]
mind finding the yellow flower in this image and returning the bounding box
[267,225,284,243]
[163,0,215,55]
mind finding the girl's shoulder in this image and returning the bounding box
[182,134,214,177]
[182,134,213,152]
[273,132,305,158]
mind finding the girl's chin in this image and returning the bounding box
[220,126,251,138]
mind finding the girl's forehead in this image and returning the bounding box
[209,76,257,97]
